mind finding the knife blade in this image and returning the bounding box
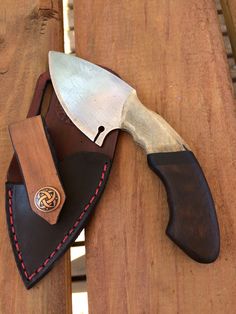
[49,51,220,263]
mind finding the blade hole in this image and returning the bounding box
[94,125,105,143]
[98,126,105,133]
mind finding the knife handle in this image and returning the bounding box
[121,92,220,262]
[147,151,220,263]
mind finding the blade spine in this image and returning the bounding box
[49,51,133,96]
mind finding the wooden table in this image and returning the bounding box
[1,0,236,313]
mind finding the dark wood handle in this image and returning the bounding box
[147,150,220,263]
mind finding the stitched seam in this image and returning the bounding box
[8,162,108,281]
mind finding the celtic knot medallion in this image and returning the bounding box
[34,187,61,213]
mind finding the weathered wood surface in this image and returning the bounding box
[221,0,236,58]
[0,1,71,313]
[74,0,236,313]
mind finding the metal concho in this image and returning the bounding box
[34,187,60,213]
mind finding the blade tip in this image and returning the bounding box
[48,51,62,62]
[48,50,54,58]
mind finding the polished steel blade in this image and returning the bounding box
[49,51,134,146]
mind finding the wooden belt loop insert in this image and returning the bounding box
[9,115,66,225]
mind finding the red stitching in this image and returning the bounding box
[84,204,90,211]
[8,162,108,281]
[79,212,85,220]
[56,242,62,250]
[28,273,36,280]
[50,251,56,258]
[43,258,50,266]
[73,221,79,228]
[89,196,95,204]
[37,266,43,273]
[62,234,69,243]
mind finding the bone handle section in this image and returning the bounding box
[121,93,220,262]
[121,92,188,154]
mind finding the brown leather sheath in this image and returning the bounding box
[5,72,119,289]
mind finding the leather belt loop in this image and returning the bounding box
[9,115,66,224]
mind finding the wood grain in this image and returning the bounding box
[74,0,236,313]
[221,0,236,58]
[0,1,71,313]
[9,116,66,224]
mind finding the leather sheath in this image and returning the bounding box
[5,72,119,289]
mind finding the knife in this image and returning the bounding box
[49,51,220,263]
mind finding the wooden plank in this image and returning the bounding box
[74,0,236,313]
[221,0,236,58]
[0,1,72,313]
